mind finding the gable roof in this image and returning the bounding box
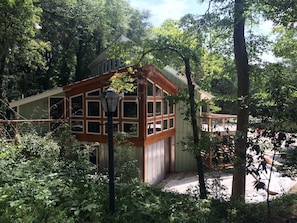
[63,64,179,97]
[87,35,132,70]
[9,87,64,108]
[161,66,214,100]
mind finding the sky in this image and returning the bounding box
[128,0,276,62]
[129,0,209,27]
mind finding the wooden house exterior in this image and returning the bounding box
[63,64,179,184]
[7,36,237,184]
[8,64,180,185]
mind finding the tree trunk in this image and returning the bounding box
[231,0,249,200]
[0,55,8,120]
[184,56,207,199]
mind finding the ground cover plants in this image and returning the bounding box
[0,129,297,222]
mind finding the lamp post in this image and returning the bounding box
[99,88,120,214]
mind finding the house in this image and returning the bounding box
[7,36,236,185]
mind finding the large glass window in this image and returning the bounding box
[50,97,64,119]
[71,95,83,116]
[71,120,83,132]
[123,123,138,136]
[163,100,168,115]
[87,89,100,97]
[169,101,174,114]
[147,81,154,96]
[104,122,119,134]
[169,118,174,129]
[123,101,138,118]
[156,101,162,116]
[155,120,162,133]
[147,122,154,135]
[87,121,100,134]
[124,81,138,96]
[156,85,162,96]
[147,102,154,117]
[163,119,168,130]
[163,92,168,115]
[87,101,100,117]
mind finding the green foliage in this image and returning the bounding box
[109,67,137,94]
[250,63,297,131]
[0,133,107,223]
[1,132,297,222]
[113,131,139,183]
[181,131,212,158]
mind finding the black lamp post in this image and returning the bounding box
[99,88,120,214]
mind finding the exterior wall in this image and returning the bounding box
[175,103,197,171]
[162,67,207,172]
[63,65,178,184]
[18,98,49,119]
[9,92,66,136]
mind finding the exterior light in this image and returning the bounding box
[100,88,120,113]
[99,88,120,214]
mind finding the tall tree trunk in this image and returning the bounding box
[231,0,249,200]
[184,56,207,199]
[0,55,8,119]
[75,38,84,81]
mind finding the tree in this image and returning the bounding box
[36,0,152,88]
[230,0,249,199]
[0,0,48,117]
[111,19,208,198]
[250,63,297,131]
[259,0,297,27]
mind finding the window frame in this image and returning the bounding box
[70,94,84,117]
[70,119,84,133]
[155,101,162,117]
[122,100,138,119]
[147,101,154,117]
[87,121,101,135]
[147,121,154,135]
[122,122,138,137]
[86,100,100,118]
[147,80,154,97]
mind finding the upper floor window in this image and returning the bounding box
[156,85,162,96]
[70,94,83,116]
[155,120,162,133]
[50,97,64,119]
[71,120,83,133]
[147,102,154,117]
[87,121,101,134]
[147,81,154,96]
[87,89,100,97]
[123,122,138,137]
[124,81,138,96]
[147,122,154,135]
[123,101,138,118]
[169,101,174,114]
[156,101,162,116]
[87,100,100,117]
[104,122,119,134]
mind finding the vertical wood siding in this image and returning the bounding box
[144,140,165,185]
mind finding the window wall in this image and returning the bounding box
[146,79,175,136]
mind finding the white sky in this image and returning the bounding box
[128,0,277,62]
[129,0,208,27]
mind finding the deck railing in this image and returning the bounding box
[0,119,67,141]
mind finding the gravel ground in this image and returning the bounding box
[162,169,297,203]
